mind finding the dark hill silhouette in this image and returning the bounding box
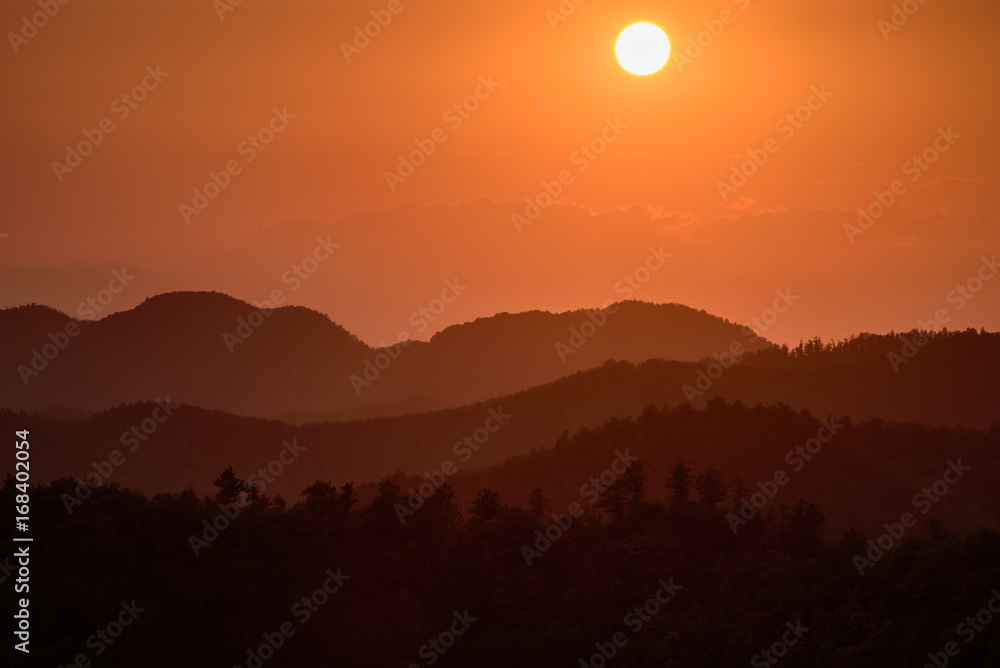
[0,292,767,416]
[385,301,764,409]
[290,328,1000,430]
[6,398,996,538]
[1,292,373,416]
[0,303,85,372]
[376,399,1000,536]
[5,327,998,527]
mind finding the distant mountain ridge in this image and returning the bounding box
[5,396,996,538]
[0,291,766,416]
[383,399,1000,537]
[7,324,998,510]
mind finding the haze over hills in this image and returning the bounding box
[0,291,769,417]
[384,400,1000,537]
[4,204,999,351]
[7,397,996,538]
[3,291,999,536]
[6,325,997,509]
[5,1,999,663]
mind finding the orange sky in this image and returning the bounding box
[1,0,998,346]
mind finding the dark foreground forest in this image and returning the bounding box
[3,403,999,667]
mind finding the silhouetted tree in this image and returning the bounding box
[666,462,692,508]
[301,480,357,524]
[696,469,727,511]
[4,439,999,668]
[370,478,404,533]
[597,481,627,522]
[470,489,503,522]
[528,488,547,522]
[338,482,358,513]
[409,482,461,536]
[213,465,256,504]
[302,480,336,501]
[730,476,749,513]
[787,499,825,556]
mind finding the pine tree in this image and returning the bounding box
[666,462,692,508]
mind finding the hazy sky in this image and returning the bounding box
[1,0,998,345]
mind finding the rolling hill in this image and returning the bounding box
[4,325,998,521]
[0,292,767,416]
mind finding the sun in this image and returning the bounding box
[616,23,670,76]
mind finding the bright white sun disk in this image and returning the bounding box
[616,23,670,76]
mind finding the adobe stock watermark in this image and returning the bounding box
[750,620,810,667]
[18,268,135,385]
[76,267,136,319]
[545,0,587,30]
[853,458,970,575]
[52,66,169,182]
[189,499,251,557]
[555,246,672,363]
[16,322,79,386]
[887,254,998,372]
[923,589,1000,668]
[742,289,800,341]
[673,0,753,73]
[522,450,639,565]
[384,76,501,192]
[7,0,72,54]
[682,288,799,403]
[222,236,340,353]
[189,439,306,556]
[54,600,145,668]
[213,0,247,21]
[350,277,467,394]
[717,85,833,203]
[244,439,307,496]
[12,546,29,653]
[727,417,844,534]
[0,554,17,586]
[512,117,628,233]
[179,107,296,224]
[394,407,510,523]
[878,0,930,41]
[341,0,418,63]
[406,610,477,668]
[61,398,180,514]
[844,126,959,243]
[578,578,682,667]
[232,567,349,668]
[579,449,641,505]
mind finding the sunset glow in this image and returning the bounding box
[615,23,671,75]
[2,1,999,664]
